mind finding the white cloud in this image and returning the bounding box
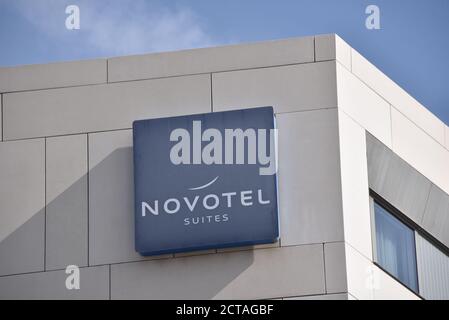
[11,0,215,56]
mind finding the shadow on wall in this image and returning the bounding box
[0,145,254,299]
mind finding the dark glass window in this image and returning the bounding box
[373,201,418,292]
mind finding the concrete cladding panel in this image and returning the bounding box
[111,245,325,300]
[366,133,432,225]
[3,74,211,140]
[391,108,449,196]
[0,265,109,299]
[336,63,392,147]
[0,59,107,93]
[324,242,347,294]
[0,139,45,276]
[212,61,337,114]
[276,109,344,246]
[45,134,88,270]
[108,36,314,82]
[344,244,374,300]
[88,129,138,265]
[351,49,446,145]
[421,185,449,248]
[315,34,351,70]
[338,111,373,259]
[0,212,45,276]
[88,129,171,265]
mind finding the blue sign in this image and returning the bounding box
[133,106,279,256]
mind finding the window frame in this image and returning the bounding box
[370,189,449,258]
[369,191,420,295]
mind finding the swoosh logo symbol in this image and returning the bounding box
[188,176,219,191]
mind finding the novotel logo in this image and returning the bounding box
[141,183,271,227]
[133,107,279,256]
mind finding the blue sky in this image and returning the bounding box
[0,0,448,125]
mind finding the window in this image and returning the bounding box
[372,201,419,293]
[370,194,449,299]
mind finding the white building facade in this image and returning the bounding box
[0,34,448,300]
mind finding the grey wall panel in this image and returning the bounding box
[88,130,140,265]
[324,242,347,294]
[46,135,88,270]
[366,133,431,225]
[277,109,344,246]
[0,139,45,276]
[0,59,106,93]
[212,61,337,114]
[88,130,172,265]
[3,74,211,140]
[111,245,326,300]
[0,265,109,300]
[416,233,449,300]
[421,185,449,248]
[109,36,314,82]
[0,211,45,276]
